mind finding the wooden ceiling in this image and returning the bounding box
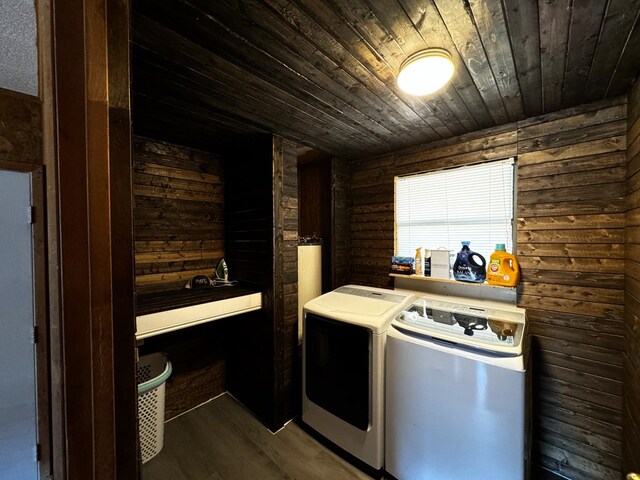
[131,0,640,158]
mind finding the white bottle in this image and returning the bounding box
[414,247,423,275]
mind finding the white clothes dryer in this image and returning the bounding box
[302,285,416,472]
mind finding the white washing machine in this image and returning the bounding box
[385,293,529,480]
[302,285,416,472]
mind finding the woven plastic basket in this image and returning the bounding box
[137,353,172,464]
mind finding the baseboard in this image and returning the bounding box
[531,463,571,480]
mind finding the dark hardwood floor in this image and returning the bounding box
[143,393,565,480]
[142,393,373,480]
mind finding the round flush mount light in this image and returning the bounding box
[397,48,455,96]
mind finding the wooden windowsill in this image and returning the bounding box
[390,273,518,304]
[389,273,517,290]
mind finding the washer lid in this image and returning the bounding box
[304,285,416,333]
[393,296,526,356]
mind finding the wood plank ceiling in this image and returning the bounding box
[131,0,640,158]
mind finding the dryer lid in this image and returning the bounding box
[304,285,416,333]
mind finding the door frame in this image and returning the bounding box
[38,0,138,478]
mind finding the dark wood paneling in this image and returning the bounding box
[136,287,259,420]
[331,156,351,289]
[502,0,542,117]
[273,136,299,424]
[585,0,640,102]
[0,88,42,165]
[298,153,332,292]
[298,151,350,291]
[139,321,228,420]
[298,156,329,238]
[349,97,627,479]
[561,0,607,108]
[224,135,275,428]
[224,134,298,431]
[625,77,640,476]
[133,136,225,293]
[514,99,625,478]
[130,0,640,159]
[133,136,236,418]
[433,0,509,125]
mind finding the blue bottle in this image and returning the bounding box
[453,241,487,283]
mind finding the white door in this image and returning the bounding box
[0,170,38,480]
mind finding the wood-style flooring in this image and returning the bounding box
[142,393,373,480]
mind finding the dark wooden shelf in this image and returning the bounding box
[389,273,517,291]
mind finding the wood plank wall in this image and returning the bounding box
[298,155,332,292]
[225,134,299,430]
[133,136,225,293]
[298,152,350,292]
[273,137,299,423]
[139,321,228,420]
[133,136,228,419]
[331,157,351,289]
[517,100,625,480]
[0,88,41,166]
[349,97,627,480]
[625,78,640,474]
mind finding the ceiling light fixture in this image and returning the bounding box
[397,48,455,96]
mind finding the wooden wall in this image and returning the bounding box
[224,135,275,427]
[139,320,228,420]
[0,89,42,166]
[133,136,227,419]
[224,134,299,430]
[517,101,625,480]
[133,136,225,293]
[273,137,299,423]
[298,152,351,292]
[298,154,332,292]
[625,78,640,475]
[350,97,627,480]
[331,156,351,289]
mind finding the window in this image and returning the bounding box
[395,158,515,262]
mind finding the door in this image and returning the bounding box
[0,170,38,480]
[304,313,371,430]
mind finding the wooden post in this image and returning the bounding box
[49,0,137,477]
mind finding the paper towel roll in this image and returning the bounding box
[297,244,322,343]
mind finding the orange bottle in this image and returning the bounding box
[486,244,520,287]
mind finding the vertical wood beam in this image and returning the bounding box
[272,136,299,424]
[107,1,138,477]
[51,0,136,477]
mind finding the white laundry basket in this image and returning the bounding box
[137,352,172,464]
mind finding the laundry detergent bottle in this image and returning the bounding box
[486,243,520,287]
[452,241,486,283]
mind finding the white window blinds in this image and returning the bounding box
[395,158,515,261]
